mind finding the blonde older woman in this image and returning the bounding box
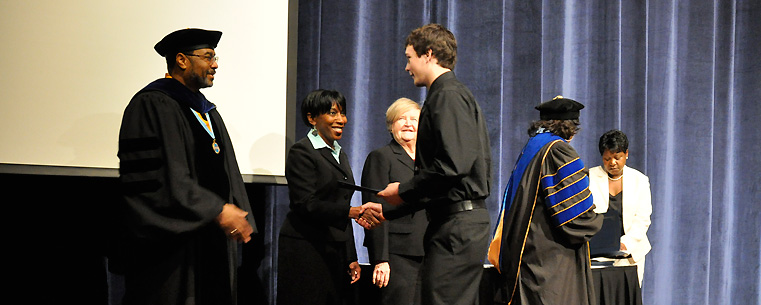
[361,98,428,305]
[589,129,652,285]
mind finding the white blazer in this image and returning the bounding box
[589,165,652,284]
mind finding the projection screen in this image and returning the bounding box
[0,0,295,183]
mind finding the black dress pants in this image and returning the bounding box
[421,208,490,305]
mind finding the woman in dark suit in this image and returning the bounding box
[362,98,428,305]
[277,89,365,305]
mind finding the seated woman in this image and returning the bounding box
[589,129,652,285]
[277,89,365,305]
[361,98,427,305]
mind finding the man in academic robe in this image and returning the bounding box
[114,28,256,305]
[487,96,603,305]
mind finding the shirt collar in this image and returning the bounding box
[428,71,454,93]
[307,129,342,163]
[141,78,216,113]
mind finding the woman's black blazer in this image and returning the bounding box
[361,140,428,262]
[280,137,357,248]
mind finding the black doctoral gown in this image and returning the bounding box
[488,132,602,305]
[114,78,256,305]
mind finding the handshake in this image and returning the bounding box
[347,182,404,230]
[353,203,385,230]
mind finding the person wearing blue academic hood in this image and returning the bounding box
[487,96,602,305]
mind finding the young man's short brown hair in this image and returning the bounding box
[405,23,457,70]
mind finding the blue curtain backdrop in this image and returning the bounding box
[260,1,761,304]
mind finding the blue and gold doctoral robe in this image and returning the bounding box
[488,132,602,305]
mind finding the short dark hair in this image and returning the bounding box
[300,89,347,127]
[165,55,177,72]
[527,119,580,140]
[598,129,629,155]
[405,24,457,70]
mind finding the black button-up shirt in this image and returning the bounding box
[398,71,492,211]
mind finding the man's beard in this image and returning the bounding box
[190,70,214,89]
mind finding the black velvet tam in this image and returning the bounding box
[535,95,585,120]
[154,28,222,57]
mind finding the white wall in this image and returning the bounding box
[0,0,289,177]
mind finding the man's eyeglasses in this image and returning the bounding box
[184,54,219,63]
